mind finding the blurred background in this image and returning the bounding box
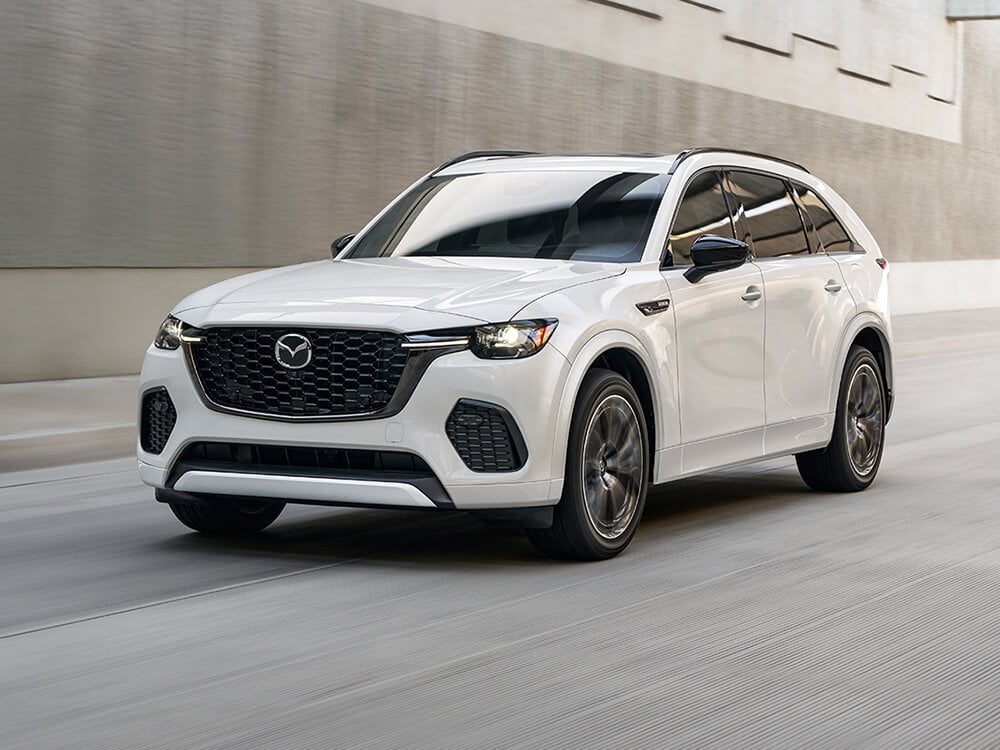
[2,0,999,383]
[3,4,1000,747]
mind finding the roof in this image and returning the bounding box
[433,148,808,177]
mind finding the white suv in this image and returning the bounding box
[139,148,892,560]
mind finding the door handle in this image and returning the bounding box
[824,280,843,293]
[741,286,762,302]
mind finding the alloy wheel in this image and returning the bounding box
[845,362,884,477]
[581,394,645,540]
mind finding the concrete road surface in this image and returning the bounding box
[1,312,999,749]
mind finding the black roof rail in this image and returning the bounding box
[432,150,537,174]
[667,147,809,175]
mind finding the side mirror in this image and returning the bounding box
[330,233,356,257]
[684,235,750,283]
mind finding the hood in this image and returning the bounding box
[173,256,624,330]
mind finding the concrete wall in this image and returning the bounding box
[0,269,260,382]
[1,0,999,381]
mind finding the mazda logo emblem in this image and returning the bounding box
[274,333,312,370]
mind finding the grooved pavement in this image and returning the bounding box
[0,312,999,748]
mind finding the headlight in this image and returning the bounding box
[153,315,203,350]
[471,319,558,359]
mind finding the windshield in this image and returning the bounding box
[345,170,669,263]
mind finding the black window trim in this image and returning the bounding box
[789,180,865,256]
[787,180,825,255]
[659,167,739,269]
[721,167,814,263]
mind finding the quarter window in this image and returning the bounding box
[665,170,734,267]
[726,171,810,259]
[794,184,854,253]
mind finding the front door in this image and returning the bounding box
[661,170,766,474]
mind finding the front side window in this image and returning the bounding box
[664,170,734,267]
[725,171,810,259]
[794,184,854,253]
[346,171,669,263]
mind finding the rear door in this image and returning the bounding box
[724,170,856,451]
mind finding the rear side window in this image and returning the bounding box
[794,184,854,253]
[725,171,810,259]
[665,170,734,267]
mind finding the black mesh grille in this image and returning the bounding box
[189,328,409,418]
[140,389,176,454]
[167,442,453,507]
[176,442,433,475]
[446,400,526,472]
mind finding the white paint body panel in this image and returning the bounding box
[174,256,625,328]
[663,264,765,447]
[758,255,856,425]
[138,152,893,511]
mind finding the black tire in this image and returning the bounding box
[157,489,285,535]
[527,369,649,561]
[796,345,886,492]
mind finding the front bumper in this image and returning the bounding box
[137,342,571,510]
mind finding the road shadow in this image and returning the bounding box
[154,462,814,568]
[158,505,534,568]
[643,464,811,525]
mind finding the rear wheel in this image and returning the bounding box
[527,369,648,560]
[796,345,886,492]
[158,489,285,535]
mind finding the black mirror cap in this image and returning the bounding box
[331,233,357,257]
[685,235,750,283]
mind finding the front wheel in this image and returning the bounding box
[527,369,649,560]
[157,489,285,535]
[796,345,886,492]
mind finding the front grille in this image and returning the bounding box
[140,388,176,454]
[189,327,409,418]
[446,399,526,472]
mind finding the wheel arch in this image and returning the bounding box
[549,331,664,485]
[590,348,657,482]
[832,315,894,423]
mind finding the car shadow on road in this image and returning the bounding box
[642,464,811,525]
[158,505,533,567]
[154,463,813,568]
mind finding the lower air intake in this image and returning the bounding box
[445,399,527,472]
[140,388,176,454]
